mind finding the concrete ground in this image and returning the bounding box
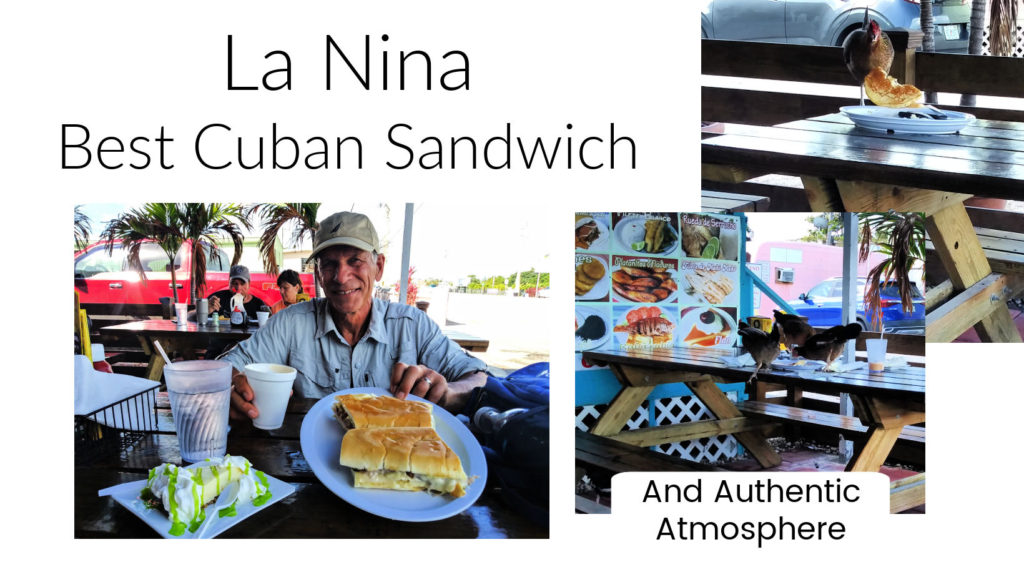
[421,290,551,376]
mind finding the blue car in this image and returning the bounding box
[786,277,925,334]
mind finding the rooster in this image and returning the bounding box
[842,7,894,106]
[738,321,781,385]
[792,323,862,372]
[772,310,815,350]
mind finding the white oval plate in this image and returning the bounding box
[575,305,611,352]
[97,460,295,539]
[840,105,974,134]
[614,216,679,256]
[575,216,609,252]
[299,388,486,522]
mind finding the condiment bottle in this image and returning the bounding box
[230,293,246,329]
[91,343,114,373]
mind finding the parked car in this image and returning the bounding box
[786,276,925,334]
[74,240,314,307]
[701,0,970,53]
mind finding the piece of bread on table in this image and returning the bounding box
[332,393,434,430]
[339,427,468,498]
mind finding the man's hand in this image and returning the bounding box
[229,370,259,421]
[391,362,448,405]
[209,295,221,313]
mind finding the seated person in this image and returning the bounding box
[208,265,267,321]
[270,269,309,314]
[220,211,487,419]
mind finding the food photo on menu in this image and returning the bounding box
[74,202,550,538]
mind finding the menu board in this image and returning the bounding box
[575,212,743,370]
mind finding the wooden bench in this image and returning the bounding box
[736,400,924,466]
[575,429,722,514]
[700,190,770,214]
[575,429,721,475]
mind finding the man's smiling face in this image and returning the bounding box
[316,245,385,318]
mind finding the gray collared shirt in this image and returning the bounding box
[221,297,487,398]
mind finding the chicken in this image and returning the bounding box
[738,321,781,385]
[772,310,815,349]
[842,7,894,106]
[792,323,863,371]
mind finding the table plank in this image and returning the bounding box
[77,396,547,538]
[702,123,1024,200]
[584,347,925,401]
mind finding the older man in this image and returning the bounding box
[222,211,487,419]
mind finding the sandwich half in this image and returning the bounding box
[332,393,434,430]
[339,427,469,498]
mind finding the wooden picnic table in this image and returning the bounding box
[700,190,770,214]
[101,319,255,381]
[102,319,491,381]
[702,113,1024,343]
[75,397,547,538]
[582,347,925,474]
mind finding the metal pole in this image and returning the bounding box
[399,203,414,305]
[838,212,859,459]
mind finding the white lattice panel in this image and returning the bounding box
[575,392,742,464]
[980,23,1024,57]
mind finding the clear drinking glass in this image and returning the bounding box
[164,360,232,462]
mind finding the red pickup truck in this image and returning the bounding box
[74,240,314,307]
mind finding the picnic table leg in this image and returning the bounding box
[136,336,166,382]
[845,395,925,472]
[688,375,781,468]
[845,427,903,472]
[925,203,1022,343]
[590,385,654,437]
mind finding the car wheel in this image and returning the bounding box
[856,319,868,332]
[836,24,861,47]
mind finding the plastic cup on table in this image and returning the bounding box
[866,339,888,373]
[174,303,188,326]
[163,360,233,462]
[244,363,297,430]
[256,310,270,327]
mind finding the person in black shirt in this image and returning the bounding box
[208,265,267,320]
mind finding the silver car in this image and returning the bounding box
[701,0,971,53]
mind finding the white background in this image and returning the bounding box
[4,1,1019,574]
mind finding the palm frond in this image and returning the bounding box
[74,206,93,251]
[245,203,321,276]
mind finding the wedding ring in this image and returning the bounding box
[421,376,433,387]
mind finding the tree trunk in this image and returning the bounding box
[921,0,938,104]
[961,0,989,107]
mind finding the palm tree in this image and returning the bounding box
[101,203,188,304]
[989,0,1020,57]
[858,212,926,331]
[244,202,321,290]
[921,0,937,103]
[74,205,92,251]
[962,0,1018,106]
[101,203,250,305]
[180,203,250,302]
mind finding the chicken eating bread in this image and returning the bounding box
[333,393,435,430]
[340,427,469,498]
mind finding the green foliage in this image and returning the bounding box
[101,203,250,303]
[858,212,926,330]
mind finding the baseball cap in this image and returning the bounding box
[309,211,381,259]
[229,265,250,284]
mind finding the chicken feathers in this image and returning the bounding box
[738,321,782,385]
[792,323,862,371]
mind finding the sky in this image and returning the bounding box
[76,202,551,284]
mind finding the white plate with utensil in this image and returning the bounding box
[841,105,974,134]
